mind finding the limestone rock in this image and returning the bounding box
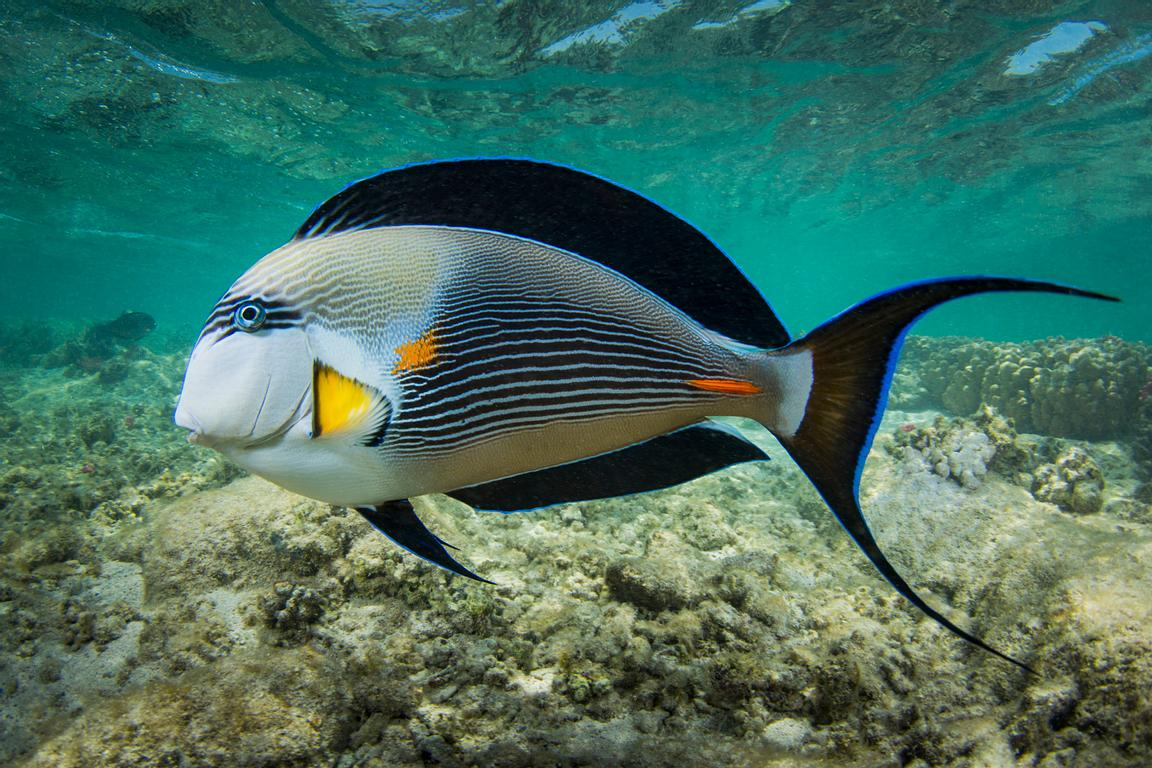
[892,413,1001,489]
[1032,446,1105,515]
[605,556,701,612]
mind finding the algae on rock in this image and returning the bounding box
[1032,446,1105,515]
[3,331,1152,767]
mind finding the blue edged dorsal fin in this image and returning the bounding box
[447,422,768,513]
[294,159,789,349]
[356,500,492,583]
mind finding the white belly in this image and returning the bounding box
[223,431,402,507]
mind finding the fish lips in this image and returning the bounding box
[174,404,204,442]
[175,375,270,448]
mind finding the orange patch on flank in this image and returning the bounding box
[393,329,438,373]
[687,378,762,395]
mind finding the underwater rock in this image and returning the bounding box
[911,336,1150,440]
[972,403,1037,478]
[78,412,118,448]
[892,407,1109,514]
[0,346,239,525]
[891,413,999,489]
[887,366,931,410]
[888,404,1047,491]
[1103,497,1152,524]
[1132,396,1152,478]
[760,716,813,751]
[1032,446,1105,515]
[3,332,1152,766]
[11,524,87,571]
[0,321,57,367]
[5,445,1151,767]
[1010,547,1152,767]
[143,477,354,600]
[605,555,701,612]
[256,581,327,643]
[40,313,156,379]
[910,337,999,416]
[19,647,353,768]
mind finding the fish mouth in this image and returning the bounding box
[174,402,203,441]
[174,377,278,449]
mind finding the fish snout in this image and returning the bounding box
[174,401,201,433]
[174,401,211,445]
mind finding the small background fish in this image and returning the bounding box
[90,311,156,342]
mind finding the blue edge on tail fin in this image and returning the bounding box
[846,276,1117,515]
[779,276,1119,674]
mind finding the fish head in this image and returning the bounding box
[175,295,312,448]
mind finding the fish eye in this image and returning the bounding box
[233,301,267,332]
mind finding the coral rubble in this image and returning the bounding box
[2,331,1150,767]
[1032,446,1105,515]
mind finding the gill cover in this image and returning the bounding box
[175,327,311,444]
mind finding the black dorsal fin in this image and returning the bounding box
[447,422,768,513]
[295,159,789,349]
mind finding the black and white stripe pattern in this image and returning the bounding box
[197,294,302,344]
[386,286,734,456]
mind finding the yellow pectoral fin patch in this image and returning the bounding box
[686,378,763,396]
[312,362,389,442]
[393,328,438,373]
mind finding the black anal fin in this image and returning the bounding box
[356,500,492,584]
[447,422,768,513]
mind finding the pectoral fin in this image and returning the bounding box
[356,500,492,583]
[313,362,390,446]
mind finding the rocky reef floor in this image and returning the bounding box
[1,326,1150,767]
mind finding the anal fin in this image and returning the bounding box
[356,500,492,583]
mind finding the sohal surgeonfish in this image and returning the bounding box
[175,159,1117,672]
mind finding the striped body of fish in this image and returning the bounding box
[175,159,1116,672]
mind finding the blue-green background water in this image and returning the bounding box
[3,4,1152,766]
[2,0,1148,345]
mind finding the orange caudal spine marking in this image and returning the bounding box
[393,328,438,373]
[687,378,763,395]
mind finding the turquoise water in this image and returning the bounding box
[2,1,1149,342]
[3,3,1152,767]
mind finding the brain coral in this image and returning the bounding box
[909,336,1150,440]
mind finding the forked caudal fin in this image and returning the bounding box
[771,277,1119,673]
